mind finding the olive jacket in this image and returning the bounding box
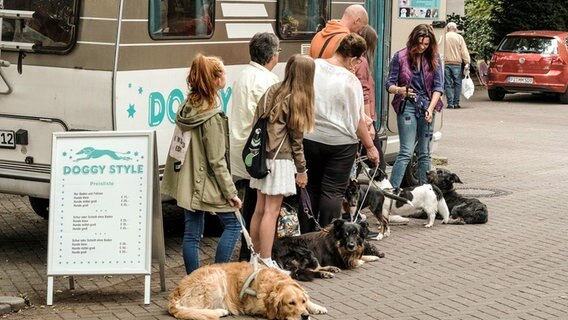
[161,100,237,212]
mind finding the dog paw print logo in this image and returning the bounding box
[72,147,133,162]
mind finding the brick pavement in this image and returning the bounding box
[1,87,568,319]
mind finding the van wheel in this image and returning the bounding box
[28,197,49,219]
[400,154,419,187]
[488,89,505,101]
[559,88,568,104]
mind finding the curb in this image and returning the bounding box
[0,296,25,316]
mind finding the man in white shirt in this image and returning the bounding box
[228,32,280,261]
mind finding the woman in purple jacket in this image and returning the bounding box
[385,24,444,188]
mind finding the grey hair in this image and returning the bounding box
[249,32,280,65]
[446,22,458,31]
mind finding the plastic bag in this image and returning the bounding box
[462,75,475,99]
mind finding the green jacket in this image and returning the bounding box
[161,100,237,212]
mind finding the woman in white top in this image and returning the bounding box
[302,33,379,231]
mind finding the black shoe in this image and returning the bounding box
[447,105,454,109]
[455,105,461,109]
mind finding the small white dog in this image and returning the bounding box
[376,179,449,240]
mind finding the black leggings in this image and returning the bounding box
[301,139,358,233]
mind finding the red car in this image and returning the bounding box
[487,30,568,103]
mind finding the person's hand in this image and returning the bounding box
[229,196,242,209]
[366,146,380,165]
[464,64,470,77]
[425,108,435,123]
[295,171,308,188]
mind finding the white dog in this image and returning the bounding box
[376,179,449,240]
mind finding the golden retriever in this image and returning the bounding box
[168,261,327,320]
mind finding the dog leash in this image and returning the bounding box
[300,188,322,231]
[352,162,379,223]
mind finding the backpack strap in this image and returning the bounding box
[317,31,345,58]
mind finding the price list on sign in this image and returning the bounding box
[47,132,153,275]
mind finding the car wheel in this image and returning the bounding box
[400,154,419,187]
[488,88,505,101]
[28,197,50,219]
[559,88,568,104]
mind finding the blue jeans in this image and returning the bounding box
[444,64,462,106]
[389,102,435,188]
[183,210,241,274]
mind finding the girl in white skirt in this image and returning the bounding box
[249,54,315,270]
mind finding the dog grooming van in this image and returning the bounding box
[0,0,446,219]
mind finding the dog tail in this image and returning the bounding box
[293,269,316,282]
[382,190,413,207]
[168,288,221,320]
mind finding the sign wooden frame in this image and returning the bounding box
[46,130,165,305]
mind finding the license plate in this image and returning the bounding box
[0,130,16,149]
[508,76,533,84]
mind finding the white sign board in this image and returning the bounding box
[46,131,156,304]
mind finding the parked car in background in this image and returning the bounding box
[487,30,568,103]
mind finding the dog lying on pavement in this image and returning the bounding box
[272,220,382,281]
[427,168,488,224]
[375,178,450,240]
[168,261,327,320]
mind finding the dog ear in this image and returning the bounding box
[266,285,282,320]
[333,219,345,238]
[451,173,463,184]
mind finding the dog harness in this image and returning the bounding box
[239,255,261,300]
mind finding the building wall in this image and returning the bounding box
[446,0,464,16]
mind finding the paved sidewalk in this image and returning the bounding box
[1,88,568,319]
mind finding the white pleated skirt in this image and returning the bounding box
[250,159,297,196]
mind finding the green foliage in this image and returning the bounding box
[462,0,568,61]
[491,0,568,45]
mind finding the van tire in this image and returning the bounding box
[29,197,49,219]
[559,88,568,104]
[488,89,505,101]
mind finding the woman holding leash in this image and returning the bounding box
[302,33,380,232]
[161,54,242,274]
[385,24,444,188]
[249,54,315,270]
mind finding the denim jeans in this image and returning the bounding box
[444,64,462,106]
[389,102,435,188]
[183,209,241,274]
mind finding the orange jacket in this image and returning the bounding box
[309,20,350,59]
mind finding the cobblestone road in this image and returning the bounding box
[1,88,568,319]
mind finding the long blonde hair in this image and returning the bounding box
[270,54,315,132]
[186,54,224,110]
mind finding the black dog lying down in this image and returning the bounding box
[426,168,488,224]
[272,220,384,281]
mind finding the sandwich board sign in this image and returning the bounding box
[46,130,165,305]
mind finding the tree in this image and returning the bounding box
[463,0,499,61]
[491,0,568,46]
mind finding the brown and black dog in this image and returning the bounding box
[273,220,382,281]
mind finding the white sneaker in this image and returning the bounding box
[263,258,291,275]
[389,215,410,224]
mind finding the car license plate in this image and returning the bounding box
[0,130,16,149]
[508,76,533,84]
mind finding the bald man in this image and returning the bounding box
[444,22,470,109]
[309,4,369,59]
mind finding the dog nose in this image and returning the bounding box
[301,314,310,320]
[347,243,355,250]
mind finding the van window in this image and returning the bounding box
[498,36,557,54]
[150,0,214,39]
[278,0,329,40]
[1,0,79,53]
